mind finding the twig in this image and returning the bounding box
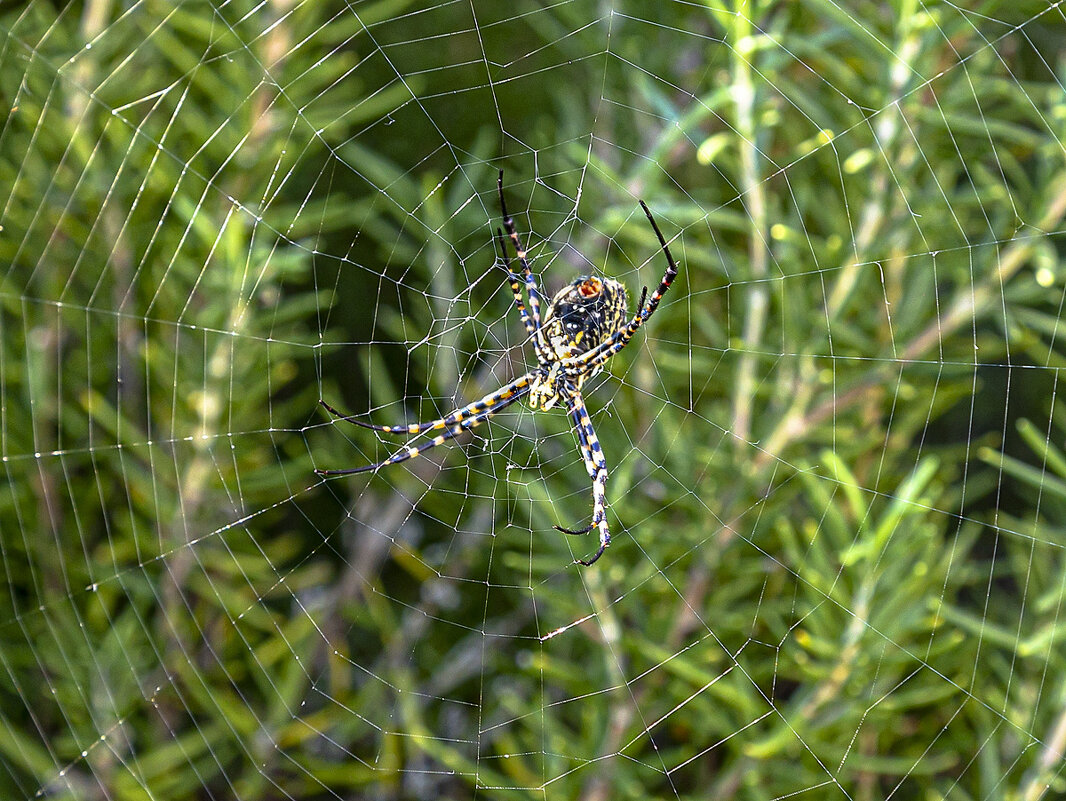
[730,12,770,450]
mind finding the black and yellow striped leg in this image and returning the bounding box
[496,227,543,352]
[315,385,530,477]
[319,375,532,435]
[553,397,598,536]
[635,198,680,318]
[498,170,543,329]
[555,393,610,565]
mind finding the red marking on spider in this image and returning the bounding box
[579,278,602,297]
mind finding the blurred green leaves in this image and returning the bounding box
[2,0,1066,799]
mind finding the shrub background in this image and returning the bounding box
[2,1,1066,799]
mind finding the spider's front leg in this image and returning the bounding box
[556,391,611,565]
[498,171,544,330]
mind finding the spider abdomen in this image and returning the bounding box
[540,276,628,360]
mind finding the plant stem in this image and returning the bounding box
[730,6,769,453]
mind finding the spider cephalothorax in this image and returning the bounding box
[316,172,679,565]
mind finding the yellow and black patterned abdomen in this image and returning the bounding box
[540,277,628,360]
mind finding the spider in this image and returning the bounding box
[316,171,679,565]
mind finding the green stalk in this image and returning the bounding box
[730,4,769,452]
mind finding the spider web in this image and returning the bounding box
[3,0,1066,798]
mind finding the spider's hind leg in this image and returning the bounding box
[316,382,532,477]
[319,375,533,436]
[559,393,613,565]
[552,408,598,535]
[577,538,609,567]
[319,399,437,434]
[553,521,595,535]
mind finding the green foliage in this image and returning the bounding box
[2,0,1066,799]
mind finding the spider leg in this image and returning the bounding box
[562,200,679,375]
[319,375,531,434]
[554,522,596,535]
[638,198,681,316]
[315,384,530,476]
[553,400,599,535]
[496,227,539,340]
[498,170,543,329]
[558,392,611,566]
